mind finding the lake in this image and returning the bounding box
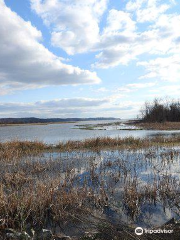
[1,120,180,143]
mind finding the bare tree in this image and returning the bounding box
[140,98,180,122]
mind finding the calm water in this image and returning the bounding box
[1,120,180,143]
[37,147,180,227]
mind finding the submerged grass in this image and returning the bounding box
[0,136,180,238]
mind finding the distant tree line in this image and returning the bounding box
[0,117,118,124]
[140,98,180,122]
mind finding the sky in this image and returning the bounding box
[0,0,180,119]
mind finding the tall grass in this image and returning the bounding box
[0,135,180,155]
[56,135,180,150]
[0,137,180,237]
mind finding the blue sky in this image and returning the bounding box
[0,0,180,118]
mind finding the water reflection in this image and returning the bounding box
[0,120,180,143]
[40,146,180,227]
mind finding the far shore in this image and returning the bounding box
[0,121,76,127]
[1,119,180,131]
[75,119,180,131]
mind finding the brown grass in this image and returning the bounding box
[0,135,180,156]
[0,167,95,234]
[56,135,180,151]
[0,137,180,238]
[133,121,180,130]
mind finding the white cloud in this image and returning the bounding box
[30,0,180,73]
[92,9,137,68]
[93,1,180,69]
[115,82,156,93]
[37,98,109,108]
[94,87,109,93]
[0,0,100,94]
[0,98,109,117]
[93,45,138,68]
[30,0,108,55]
[0,97,141,118]
[146,84,180,98]
[138,55,180,82]
[103,9,136,34]
[126,0,172,23]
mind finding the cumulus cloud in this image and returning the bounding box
[30,0,180,73]
[93,1,180,69]
[92,10,137,68]
[0,97,141,118]
[103,10,136,34]
[30,0,108,55]
[126,0,172,23]
[0,98,109,117]
[36,98,109,108]
[138,55,180,82]
[93,45,138,68]
[0,0,100,94]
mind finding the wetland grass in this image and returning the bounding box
[0,137,180,238]
[1,135,180,153]
[56,135,180,151]
[133,121,180,130]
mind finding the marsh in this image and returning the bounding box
[1,137,180,239]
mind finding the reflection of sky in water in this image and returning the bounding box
[1,120,180,143]
[92,123,141,130]
[42,146,180,227]
[137,205,175,228]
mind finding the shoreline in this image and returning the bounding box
[0,121,76,127]
[127,120,180,130]
[1,119,180,131]
[75,120,180,131]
